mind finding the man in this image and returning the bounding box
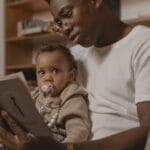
[0,0,150,149]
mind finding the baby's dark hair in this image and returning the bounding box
[36,44,77,70]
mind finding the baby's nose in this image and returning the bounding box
[44,73,52,81]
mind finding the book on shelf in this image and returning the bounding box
[17,19,56,37]
[0,72,51,137]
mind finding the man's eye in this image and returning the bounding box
[55,18,62,27]
[61,9,72,18]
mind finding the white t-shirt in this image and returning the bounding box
[71,25,150,140]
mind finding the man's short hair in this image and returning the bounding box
[45,0,50,4]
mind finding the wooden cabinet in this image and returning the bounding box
[5,0,67,86]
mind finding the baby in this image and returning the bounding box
[31,45,90,143]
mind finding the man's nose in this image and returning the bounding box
[62,20,73,36]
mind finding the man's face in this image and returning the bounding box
[49,0,102,47]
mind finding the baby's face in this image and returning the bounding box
[36,51,75,97]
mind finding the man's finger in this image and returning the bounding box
[0,125,16,147]
[1,111,28,141]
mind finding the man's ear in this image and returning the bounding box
[45,0,50,4]
[90,0,103,8]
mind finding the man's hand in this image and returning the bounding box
[0,111,35,150]
[0,111,66,150]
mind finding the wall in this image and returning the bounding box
[121,0,150,20]
[105,0,120,18]
[0,0,4,77]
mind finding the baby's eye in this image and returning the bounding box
[52,68,60,74]
[37,70,45,76]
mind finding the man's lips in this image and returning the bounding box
[69,33,80,44]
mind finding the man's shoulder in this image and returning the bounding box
[122,25,150,48]
[134,25,150,47]
[133,25,150,39]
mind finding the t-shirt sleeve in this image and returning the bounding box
[133,39,150,103]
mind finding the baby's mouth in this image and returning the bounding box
[41,83,54,96]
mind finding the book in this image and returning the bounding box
[17,19,51,37]
[0,73,51,137]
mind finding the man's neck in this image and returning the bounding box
[95,22,132,47]
[95,6,133,48]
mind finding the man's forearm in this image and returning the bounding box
[22,127,149,150]
[74,126,149,150]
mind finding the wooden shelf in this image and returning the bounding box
[123,15,150,25]
[7,0,30,6]
[7,0,49,12]
[6,64,36,70]
[5,0,67,79]
[6,33,68,45]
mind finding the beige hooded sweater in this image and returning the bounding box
[31,82,90,143]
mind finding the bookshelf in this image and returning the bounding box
[5,0,67,88]
[123,15,150,26]
[4,0,150,87]
[7,0,50,11]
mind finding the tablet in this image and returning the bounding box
[0,77,51,137]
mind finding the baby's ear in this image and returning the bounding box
[90,0,103,8]
[69,69,76,82]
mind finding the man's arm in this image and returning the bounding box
[137,102,150,127]
[74,101,150,150]
[0,101,150,150]
[22,126,148,150]
[75,127,149,150]
[23,102,150,150]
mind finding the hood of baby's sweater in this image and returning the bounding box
[60,82,87,106]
